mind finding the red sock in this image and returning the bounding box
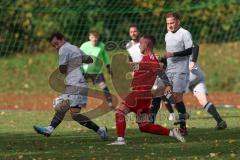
[116,109,126,137]
[139,123,170,136]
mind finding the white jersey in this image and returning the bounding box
[165,27,193,74]
[126,40,143,62]
[59,42,87,88]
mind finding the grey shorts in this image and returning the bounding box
[53,94,88,108]
[166,72,189,93]
[84,74,105,84]
[188,68,208,94]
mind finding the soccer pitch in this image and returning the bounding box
[0,107,239,160]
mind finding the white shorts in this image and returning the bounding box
[188,67,208,95]
[189,82,208,95]
[53,94,88,108]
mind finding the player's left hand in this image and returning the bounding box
[189,61,196,71]
[130,63,139,71]
[164,52,174,58]
[164,85,172,96]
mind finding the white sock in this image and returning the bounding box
[47,126,54,133]
[169,130,174,137]
[117,137,124,141]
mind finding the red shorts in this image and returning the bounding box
[122,91,152,114]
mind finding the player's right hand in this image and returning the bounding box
[164,52,174,58]
[189,61,196,71]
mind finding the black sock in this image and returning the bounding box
[150,97,161,123]
[204,102,223,123]
[103,86,112,103]
[71,113,99,132]
[50,111,67,128]
[175,101,186,114]
[175,101,187,128]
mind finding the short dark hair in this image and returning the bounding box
[89,31,99,37]
[142,35,156,46]
[48,32,64,42]
[166,12,180,20]
[129,24,139,29]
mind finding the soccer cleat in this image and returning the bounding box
[216,120,227,130]
[108,138,126,145]
[168,113,176,121]
[33,125,53,137]
[179,127,188,136]
[97,127,108,141]
[171,128,186,142]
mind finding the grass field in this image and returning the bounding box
[0,43,240,159]
[0,107,239,160]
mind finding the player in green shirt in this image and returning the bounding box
[80,31,114,110]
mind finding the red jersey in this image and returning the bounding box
[123,53,162,113]
[132,53,161,91]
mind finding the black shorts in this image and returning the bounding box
[84,73,105,84]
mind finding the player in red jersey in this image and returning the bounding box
[108,35,185,145]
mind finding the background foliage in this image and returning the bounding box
[0,0,240,56]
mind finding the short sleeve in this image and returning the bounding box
[80,43,86,52]
[183,31,193,49]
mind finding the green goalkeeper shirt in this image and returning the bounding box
[80,41,110,74]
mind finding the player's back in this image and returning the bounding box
[59,42,87,87]
[165,27,193,74]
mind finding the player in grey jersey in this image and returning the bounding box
[162,42,227,129]
[164,12,194,136]
[33,32,108,140]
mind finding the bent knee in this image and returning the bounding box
[139,123,150,133]
[53,99,70,112]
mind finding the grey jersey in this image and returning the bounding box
[59,42,87,88]
[165,27,193,73]
[126,40,143,62]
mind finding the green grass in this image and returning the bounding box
[0,108,239,159]
[0,42,240,94]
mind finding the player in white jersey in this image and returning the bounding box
[126,25,143,62]
[164,12,194,136]
[33,32,108,140]
[126,24,174,123]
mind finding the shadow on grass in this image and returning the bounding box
[0,127,239,159]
